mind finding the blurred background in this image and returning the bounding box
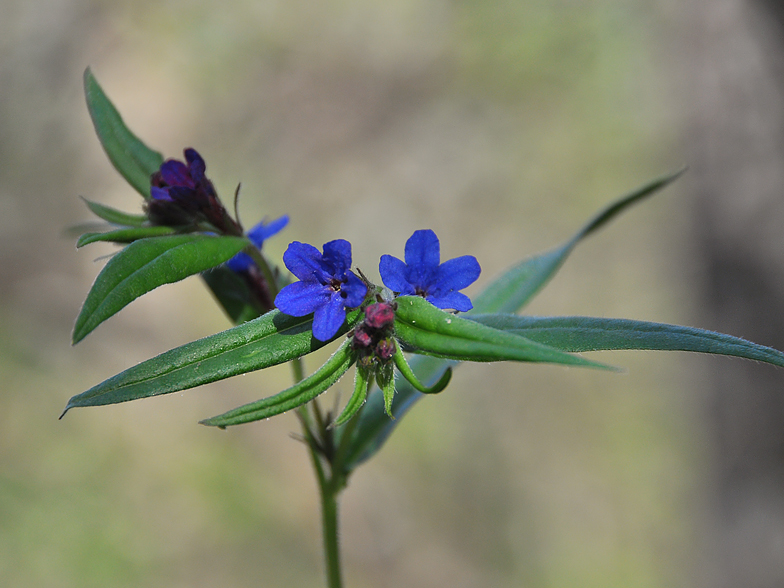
[2,0,783,586]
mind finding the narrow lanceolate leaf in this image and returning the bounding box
[341,354,451,470]
[392,342,452,394]
[470,169,685,315]
[332,364,371,428]
[76,226,178,247]
[467,315,784,367]
[200,340,356,428]
[84,67,164,199]
[82,198,148,227]
[72,234,248,344]
[394,296,615,369]
[342,172,684,471]
[63,308,363,415]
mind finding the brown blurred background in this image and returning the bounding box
[1,0,783,586]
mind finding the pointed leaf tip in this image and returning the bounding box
[72,235,248,344]
[84,67,164,199]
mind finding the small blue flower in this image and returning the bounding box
[226,216,289,272]
[379,229,480,311]
[275,240,368,341]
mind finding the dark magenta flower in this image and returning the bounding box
[150,148,211,207]
[226,216,289,272]
[148,148,241,235]
[379,229,480,312]
[275,240,368,341]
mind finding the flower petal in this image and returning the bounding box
[275,280,329,316]
[247,215,289,247]
[433,255,481,292]
[225,251,253,273]
[342,271,368,308]
[322,239,352,276]
[150,186,173,202]
[404,229,440,270]
[379,255,415,294]
[283,241,329,282]
[159,159,193,188]
[427,291,473,312]
[312,293,347,341]
[184,148,206,183]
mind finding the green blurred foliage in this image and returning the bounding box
[0,0,701,586]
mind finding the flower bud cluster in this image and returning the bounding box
[351,302,397,365]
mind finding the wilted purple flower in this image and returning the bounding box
[275,240,367,341]
[150,148,211,207]
[379,229,480,312]
[147,148,241,235]
[226,216,289,272]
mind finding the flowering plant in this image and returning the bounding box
[64,69,784,588]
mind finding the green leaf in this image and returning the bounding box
[62,308,363,415]
[76,226,178,247]
[392,343,452,394]
[394,296,615,369]
[72,234,248,344]
[377,362,396,418]
[200,340,356,428]
[332,364,372,428]
[467,314,784,367]
[201,266,263,324]
[82,198,148,226]
[342,171,684,471]
[340,354,448,470]
[470,169,685,314]
[84,67,164,199]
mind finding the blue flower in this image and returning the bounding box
[379,229,480,311]
[226,216,289,272]
[275,240,368,341]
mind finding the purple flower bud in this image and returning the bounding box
[375,338,396,362]
[364,302,395,330]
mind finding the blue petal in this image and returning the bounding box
[283,241,330,282]
[312,293,348,341]
[322,239,352,276]
[184,148,206,183]
[247,215,289,247]
[427,291,473,312]
[275,280,329,316]
[150,186,173,202]
[433,255,481,293]
[342,271,368,308]
[159,159,193,188]
[405,263,438,293]
[226,251,253,272]
[379,255,415,294]
[404,229,440,270]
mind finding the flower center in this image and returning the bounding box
[329,278,343,291]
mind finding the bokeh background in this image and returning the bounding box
[2,0,784,586]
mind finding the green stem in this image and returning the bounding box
[293,359,345,588]
[319,476,343,588]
